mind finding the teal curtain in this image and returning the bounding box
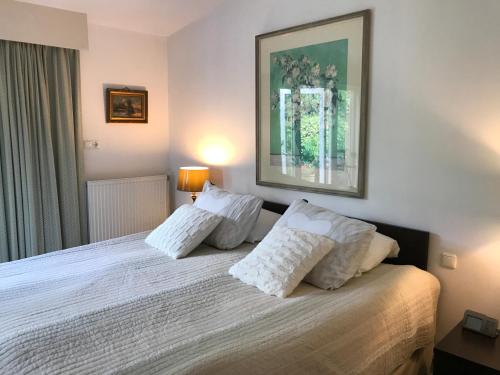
[0,40,87,262]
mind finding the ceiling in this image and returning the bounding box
[20,0,225,36]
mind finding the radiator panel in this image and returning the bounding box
[87,175,168,243]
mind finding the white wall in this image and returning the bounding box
[81,24,169,181]
[0,0,87,49]
[168,0,500,340]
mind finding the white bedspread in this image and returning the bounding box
[0,233,440,375]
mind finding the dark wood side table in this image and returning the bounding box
[434,322,500,375]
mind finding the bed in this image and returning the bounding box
[0,201,440,375]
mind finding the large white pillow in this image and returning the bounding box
[194,183,263,249]
[145,204,222,259]
[245,209,281,243]
[359,232,400,273]
[276,199,376,290]
[229,226,334,297]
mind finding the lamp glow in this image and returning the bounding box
[198,137,234,165]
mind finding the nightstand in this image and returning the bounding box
[434,322,500,375]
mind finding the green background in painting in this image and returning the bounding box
[269,39,348,155]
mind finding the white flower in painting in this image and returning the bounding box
[325,64,337,78]
[292,67,300,79]
[313,79,321,88]
[326,80,335,89]
[311,63,320,77]
[280,56,287,65]
[286,77,293,86]
[272,56,279,64]
[302,56,310,65]
[271,91,279,102]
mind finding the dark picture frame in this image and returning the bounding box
[256,10,371,198]
[106,88,148,123]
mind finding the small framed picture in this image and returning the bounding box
[106,88,148,123]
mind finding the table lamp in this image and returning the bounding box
[177,166,209,202]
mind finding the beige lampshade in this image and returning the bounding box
[177,166,209,193]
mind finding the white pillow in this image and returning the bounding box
[359,232,401,273]
[229,226,334,297]
[386,236,400,258]
[276,199,376,290]
[145,204,222,259]
[245,209,281,243]
[194,183,263,249]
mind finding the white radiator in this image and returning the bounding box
[87,175,169,243]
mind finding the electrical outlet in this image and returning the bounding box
[441,252,457,269]
[84,140,99,150]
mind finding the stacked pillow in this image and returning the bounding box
[276,199,376,290]
[243,205,400,275]
[147,185,400,298]
[193,182,263,249]
[146,182,262,257]
[230,199,378,296]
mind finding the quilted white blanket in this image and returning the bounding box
[0,233,440,375]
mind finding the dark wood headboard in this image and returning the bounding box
[262,201,429,271]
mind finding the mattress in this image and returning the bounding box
[0,232,440,375]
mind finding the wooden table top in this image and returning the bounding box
[435,322,500,371]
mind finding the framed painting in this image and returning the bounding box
[256,10,370,198]
[106,88,148,123]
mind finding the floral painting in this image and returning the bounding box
[256,10,370,197]
[269,39,348,183]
